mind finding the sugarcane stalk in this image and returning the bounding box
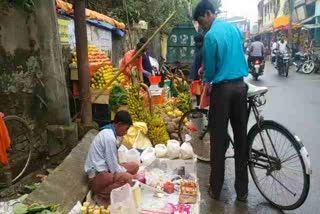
[92,11,177,103]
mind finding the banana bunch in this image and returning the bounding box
[177,93,192,113]
[147,115,170,145]
[127,86,148,122]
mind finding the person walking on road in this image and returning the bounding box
[193,0,249,202]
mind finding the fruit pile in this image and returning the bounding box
[127,86,149,122]
[177,93,192,113]
[72,45,111,66]
[164,104,184,118]
[91,66,126,90]
[147,115,170,145]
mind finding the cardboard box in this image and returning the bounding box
[91,88,110,104]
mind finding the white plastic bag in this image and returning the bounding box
[126,149,141,165]
[111,183,138,214]
[140,147,156,166]
[118,145,129,163]
[180,142,194,160]
[155,144,168,158]
[167,140,181,160]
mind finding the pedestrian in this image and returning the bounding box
[139,37,154,85]
[271,39,278,64]
[190,33,204,105]
[247,35,265,70]
[193,0,249,201]
[120,42,146,83]
[84,111,139,206]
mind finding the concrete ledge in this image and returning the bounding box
[26,129,98,213]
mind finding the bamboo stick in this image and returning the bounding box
[92,11,177,103]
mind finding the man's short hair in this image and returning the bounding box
[255,35,261,41]
[139,37,148,44]
[136,42,145,51]
[114,111,133,126]
[193,0,216,21]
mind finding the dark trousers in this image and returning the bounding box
[209,80,248,197]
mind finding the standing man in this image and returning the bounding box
[85,111,139,206]
[193,0,249,201]
[190,34,204,105]
[120,42,145,83]
[139,37,153,85]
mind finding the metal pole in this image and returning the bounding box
[288,0,294,49]
[74,0,93,126]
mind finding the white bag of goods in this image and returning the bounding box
[111,183,138,214]
[155,144,168,158]
[140,147,156,166]
[180,142,194,160]
[126,149,141,165]
[167,140,181,160]
[118,145,129,163]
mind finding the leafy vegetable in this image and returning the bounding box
[13,203,28,214]
[109,85,128,112]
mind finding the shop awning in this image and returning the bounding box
[273,16,289,29]
[299,16,315,25]
[304,24,320,29]
[273,16,302,30]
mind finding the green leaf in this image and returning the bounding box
[13,203,28,214]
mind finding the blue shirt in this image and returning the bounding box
[203,19,248,84]
[84,127,126,177]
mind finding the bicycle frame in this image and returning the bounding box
[247,95,281,172]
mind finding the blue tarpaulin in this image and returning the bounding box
[58,9,125,37]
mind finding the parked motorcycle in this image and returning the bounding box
[274,49,290,77]
[294,50,315,74]
[250,58,264,80]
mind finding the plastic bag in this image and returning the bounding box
[155,144,168,158]
[118,145,128,163]
[200,83,211,109]
[126,149,141,165]
[167,140,181,160]
[123,122,151,149]
[111,183,138,214]
[180,142,194,160]
[140,147,156,166]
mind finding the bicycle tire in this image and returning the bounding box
[301,61,315,74]
[3,115,33,183]
[178,109,210,162]
[248,120,310,210]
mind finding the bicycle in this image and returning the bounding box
[178,83,311,210]
[0,114,33,186]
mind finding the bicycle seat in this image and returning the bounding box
[247,83,268,98]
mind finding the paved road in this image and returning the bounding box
[198,62,320,214]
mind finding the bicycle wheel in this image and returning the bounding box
[178,109,210,162]
[3,116,32,183]
[248,120,310,210]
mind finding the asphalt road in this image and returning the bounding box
[198,62,320,214]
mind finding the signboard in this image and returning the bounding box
[294,0,306,7]
[58,19,70,44]
[167,25,198,64]
[57,15,112,58]
[296,5,307,21]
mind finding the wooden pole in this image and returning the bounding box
[92,11,177,102]
[74,0,92,126]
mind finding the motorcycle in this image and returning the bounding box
[294,50,315,74]
[274,49,290,77]
[250,58,264,80]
